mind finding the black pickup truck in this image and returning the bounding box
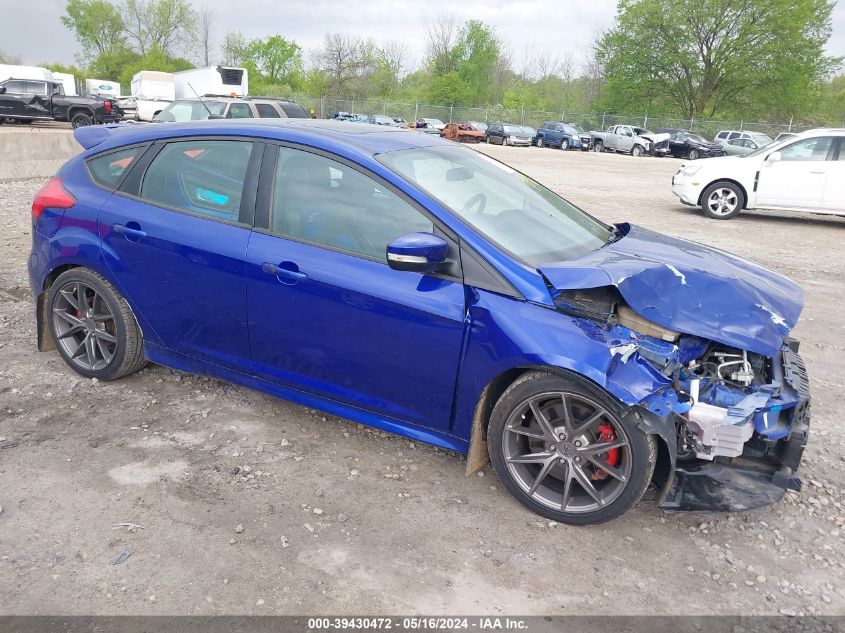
[0,77,122,128]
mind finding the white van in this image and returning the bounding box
[173,66,248,99]
[85,79,121,98]
[0,65,54,83]
[52,72,77,96]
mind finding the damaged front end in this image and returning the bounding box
[544,225,810,512]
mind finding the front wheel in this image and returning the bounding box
[688,148,699,160]
[536,136,543,148]
[701,181,744,220]
[486,136,491,144]
[488,371,656,525]
[48,268,147,380]
[592,141,603,152]
[631,144,644,157]
[560,138,569,150]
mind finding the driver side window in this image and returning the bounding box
[778,137,833,161]
[270,147,433,260]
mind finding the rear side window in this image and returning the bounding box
[728,132,740,140]
[716,131,728,139]
[255,103,280,118]
[278,103,308,118]
[2,80,26,93]
[87,146,146,190]
[139,140,253,222]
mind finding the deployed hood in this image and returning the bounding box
[539,224,803,356]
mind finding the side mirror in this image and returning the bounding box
[767,151,782,163]
[386,233,448,273]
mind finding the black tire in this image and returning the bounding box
[631,144,644,157]
[47,268,146,380]
[488,371,656,525]
[592,140,603,152]
[70,112,93,128]
[700,181,745,220]
[486,135,491,144]
[688,148,699,160]
[536,136,543,148]
[560,138,569,150]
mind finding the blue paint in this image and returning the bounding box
[27,120,807,459]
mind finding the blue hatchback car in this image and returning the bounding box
[28,120,810,524]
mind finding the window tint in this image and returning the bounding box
[226,103,253,119]
[255,103,280,118]
[2,80,26,93]
[728,132,740,140]
[716,132,728,139]
[778,137,832,161]
[88,146,145,189]
[140,140,253,221]
[279,103,308,118]
[271,148,433,260]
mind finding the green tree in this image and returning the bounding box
[244,35,302,86]
[596,0,841,119]
[122,0,197,57]
[220,31,248,66]
[61,0,126,59]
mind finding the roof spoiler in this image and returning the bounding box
[73,122,137,150]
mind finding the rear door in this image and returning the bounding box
[0,80,28,117]
[821,138,845,214]
[99,137,261,372]
[755,136,834,210]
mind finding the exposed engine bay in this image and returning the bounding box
[554,285,810,506]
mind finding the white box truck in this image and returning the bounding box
[128,70,175,121]
[85,79,121,98]
[173,66,248,99]
[0,65,54,83]
[51,72,77,96]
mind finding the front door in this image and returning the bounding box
[755,136,833,210]
[246,145,466,431]
[100,138,259,372]
[821,139,845,214]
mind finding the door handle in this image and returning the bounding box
[112,223,147,241]
[261,261,307,284]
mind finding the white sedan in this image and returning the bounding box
[671,128,845,219]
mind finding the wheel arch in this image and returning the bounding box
[697,178,749,209]
[465,364,677,495]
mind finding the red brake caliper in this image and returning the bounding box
[590,423,620,481]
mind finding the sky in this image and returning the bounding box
[2,0,845,74]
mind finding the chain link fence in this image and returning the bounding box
[290,95,825,140]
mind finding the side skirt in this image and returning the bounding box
[144,342,470,455]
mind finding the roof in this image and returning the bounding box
[73,118,452,158]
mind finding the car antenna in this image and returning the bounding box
[188,82,214,117]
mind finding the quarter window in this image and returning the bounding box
[270,148,433,260]
[88,146,145,189]
[2,80,26,93]
[140,140,253,221]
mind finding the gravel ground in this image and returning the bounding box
[1,145,844,616]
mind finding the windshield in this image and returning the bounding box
[502,125,521,134]
[154,100,226,122]
[377,146,611,266]
[742,135,778,158]
[683,132,709,144]
[520,126,536,135]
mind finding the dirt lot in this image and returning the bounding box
[1,144,844,616]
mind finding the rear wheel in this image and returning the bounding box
[701,181,744,220]
[70,112,93,128]
[488,371,656,525]
[48,268,146,380]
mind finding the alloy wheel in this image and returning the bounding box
[52,280,117,371]
[502,391,632,514]
[706,188,739,216]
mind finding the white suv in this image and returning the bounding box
[671,128,845,219]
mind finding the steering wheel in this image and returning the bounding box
[461,193,487,215]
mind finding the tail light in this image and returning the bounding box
[32,177,75,219]
[104,100,112,113]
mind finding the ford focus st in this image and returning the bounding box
[28,120,810,525]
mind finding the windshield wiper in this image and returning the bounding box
[603,225,623,246]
